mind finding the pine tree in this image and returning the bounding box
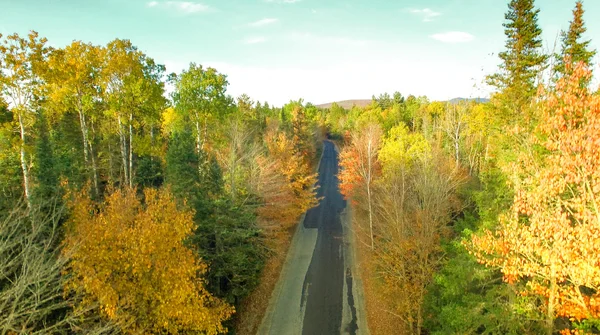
[554,1,596,79]
[33,110,59,204]
[487,0,547,117]
[166,127,201,204]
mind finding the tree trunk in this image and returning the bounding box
[417,291,423,335]
[367,185,374,249]
[118,115,128,187]
[367,138,374,250]
[89,118,99,196]
[18,113,31,207]
[150,125,154,163]
[129,113,133,188]
[203,115,208,151]
[454,127,460,167]
[78,109,90,165]
[547,277,556,335]
[194,113,202,154]
[230,147,236,202]
[78,109,99,196]
[108,140,115,185]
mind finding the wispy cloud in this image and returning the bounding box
[409,8,441,22]
[288,32,372,47]
[243,37,267,45]
[147,1,210,14]
[249,18,279,27]
[264,0,301,3]
[430,31,474,43]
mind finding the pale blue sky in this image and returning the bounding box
[1,0,599,105]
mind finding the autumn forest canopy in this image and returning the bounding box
[1,0,600,334]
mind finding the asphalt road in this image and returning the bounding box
[258,141,368,335]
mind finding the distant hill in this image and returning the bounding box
[448,97,490,104]
[315,99,371,109]
[316,97,489,109]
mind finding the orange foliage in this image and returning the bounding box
[338,123,382,202]
[338,147,362,201]
[257,131,318,232]
[63,187,233,334]
[468,62,600,330]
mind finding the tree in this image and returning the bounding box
[440,102,469,166]
[45,41,102,195]
[393,91,405,105]
[468,63,600,335]
[101,39,142,188]
[375,126,465,333]
[487,0,547,117]
[63,187,234,334]
[165,127,206,212]
[0,98,23,214]
[166,126,264,309]
[101,39,165,188]
[373,92,393,110]
[338,122,382,249]
[32,111,59,205]
[554,1,596,81]
[0,31,49,207]
[258,131,318,232]
[172,63,230,153]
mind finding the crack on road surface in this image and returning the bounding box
[345,267,358,335]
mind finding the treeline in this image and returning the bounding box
[0,32,322,333]
[333,0,599,334]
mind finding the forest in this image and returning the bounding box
[0,0,599,334]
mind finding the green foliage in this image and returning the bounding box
[0,102,22,214]
[166,126,265,316]
[554,1,596,80]
[32,110,60,205]
[190,199,265,305]
[50,111,87,188]
[424,212,543,335]
[166,127,204,206]
[134,156,164,189]
[487,0,547,117]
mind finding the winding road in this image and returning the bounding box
[258,141,368,335]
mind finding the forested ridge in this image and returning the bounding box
[1,0,599,334]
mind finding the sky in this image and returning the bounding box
[1,0,599,106]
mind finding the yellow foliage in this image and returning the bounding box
[63,187,234,334]
[378,124,430,177]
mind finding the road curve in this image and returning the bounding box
[258,141,368,335]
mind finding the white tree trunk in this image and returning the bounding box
[89,119,100,196]
[78,110,90,164]
[18,113,31,207]
[78,109,99,195]
[129,113,133,188]
[367,138,374,249]
[118,115,128,187]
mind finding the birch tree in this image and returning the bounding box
[0,31,49,207]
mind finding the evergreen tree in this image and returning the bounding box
[166,126,264,310]
[554,1,596,79]
[0,99,22,215]
[487,0,547,117]
[33,110,59,203]
[166,127,201,204]
[134,156,164,189]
